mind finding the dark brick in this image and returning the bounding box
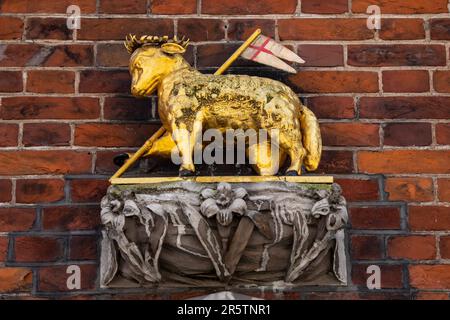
[23,123,71,147]
[43,206,100,231]
[227,20,275,41]
[360,97,450,119]
[70,236,98,260]
[0,208,36,232]
[297,45,343,67]
[350,207,401,230]
[348,45,446,67]
[178,19,225,42]
[25,18,72,40]
[71,179,109,203]
[384,123,432,146]
[0,71,23,93]
[14,236,63,262]
[351,235,383,260]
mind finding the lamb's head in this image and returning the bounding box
[125,35,190,97]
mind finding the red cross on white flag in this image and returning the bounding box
[241,35,305,73]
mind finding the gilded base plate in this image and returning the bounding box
[110,175,334,185]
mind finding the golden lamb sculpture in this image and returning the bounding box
[120,35,322,176]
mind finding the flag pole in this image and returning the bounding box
[214,28,261,75]
[110,29,262,183]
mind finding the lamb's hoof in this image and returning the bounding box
[285,170,299,176]
[114,153,130,167]
[179,169,195,177]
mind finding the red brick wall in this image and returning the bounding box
[0,0,449,300]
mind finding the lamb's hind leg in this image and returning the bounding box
[280,130,305,176]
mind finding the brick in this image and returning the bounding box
[350,207,401,230]
[297,45,343,67]
[415,292,449,300]
[301,0,348,13]
[0,124,19,147]
[348,45,446,67]
[99,0,147,13]
[437,124,450,145]
[438,179,450,202]
[197,43,242,68]
[104,97,152,121]
[0,208,35,232]
[79,70,130,93]
[382,70,429,93]
[4,45,91,68]
[227,20,275,41]
[0,17,23,40]
[439,236,450,259]
[38,265,97,292]
[360,97,450,119]
[358,150,450,174]
[335,179,379,202]
[0,180,12,202]
[0,151,92,175]
[410,265,450,289]
[279,19,373,41]
[1,97,99,120]
[352,264,403,288]
[352,0,449,14]
[0,0,97,13]
[26,70,75,94]
[380,19,425,40]
[151,0,196,14]
[315,151,354,174]
[0,268,32,293]
[97,43,130,67]
[23,123,71,147]
[0,237,8,262]
[354,292,411,300]
[305,292,361,300]
[202,0,297,14]
[434,71,450,93]
[178,19,225,42]
[351,235,383,260]
[42,206,100,231]
[321,123,379,147]
[0,44,93,67]
[386,178,434,202]
[288,71,378,93]
[410,206,450,231]
[70,236,98,260]
[388,236,436,260]
[75,123,160,147]
[16,179,65,204]
[431,19,450,40]
[383,123,432,146]
[25,18,72,40]
[95,150,135,174]
[14,236,63,262]
[71,179,109,203]
[0,71,23,93]
[78,18,173,41]
[306,97,354,119]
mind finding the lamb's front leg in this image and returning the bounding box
[172,125,195,176]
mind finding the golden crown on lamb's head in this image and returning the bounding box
[124,34,190,54]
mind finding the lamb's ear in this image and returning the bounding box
[161,43,186,55]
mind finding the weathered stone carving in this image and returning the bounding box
[100,181,348,288]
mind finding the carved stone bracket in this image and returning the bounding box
[100,181,348,288]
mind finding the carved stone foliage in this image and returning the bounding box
[100,181,348,288]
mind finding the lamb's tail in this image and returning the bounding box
[300,106,322,171]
